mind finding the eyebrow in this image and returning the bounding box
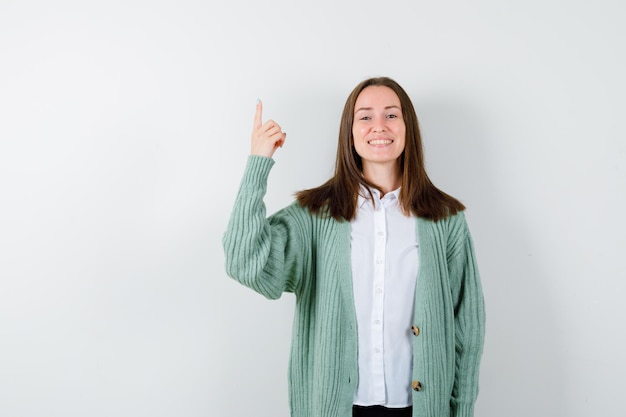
[354,105,401,112]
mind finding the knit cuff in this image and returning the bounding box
[452,403,475,417]
[240,155,275,189]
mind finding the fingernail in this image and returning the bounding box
[256,98,260,104]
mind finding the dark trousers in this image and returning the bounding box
[352,405,412,417]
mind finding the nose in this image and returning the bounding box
[373,116,386,132]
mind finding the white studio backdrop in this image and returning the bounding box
[1,1,624,416]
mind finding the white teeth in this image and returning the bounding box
[368,139,392,145]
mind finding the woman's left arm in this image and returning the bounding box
[447,213,486,417]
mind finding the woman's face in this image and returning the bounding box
[352,86,406,170]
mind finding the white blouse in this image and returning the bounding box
[350,187,419,408]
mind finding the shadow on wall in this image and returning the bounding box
[416,94,567,416]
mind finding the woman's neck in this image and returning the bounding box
[362,162,401,197]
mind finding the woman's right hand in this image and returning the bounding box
[250,100,286,158]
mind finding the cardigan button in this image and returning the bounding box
[411,380,423,392]
[411,325,420,336]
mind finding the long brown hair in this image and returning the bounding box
[296,77,464,222]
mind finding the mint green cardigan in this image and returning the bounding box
[223,156,485,417]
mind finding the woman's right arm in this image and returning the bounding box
[222,102,306,299]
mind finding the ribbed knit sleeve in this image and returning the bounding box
[222,155,307,299]
[447,213,486,417]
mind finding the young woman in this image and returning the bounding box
[223,77,485,417]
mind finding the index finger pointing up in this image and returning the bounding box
[254,99,263,129]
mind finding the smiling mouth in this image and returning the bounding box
[368,139,393,145]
